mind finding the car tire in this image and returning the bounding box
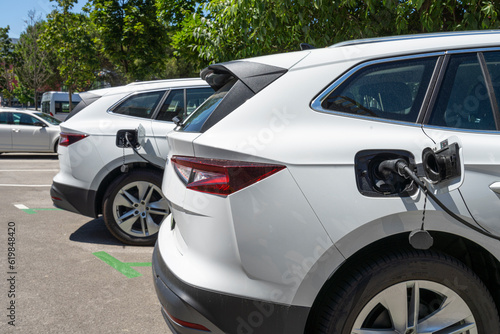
[313,249,500,334]
[103,170,169,246]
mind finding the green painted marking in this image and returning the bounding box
[93,251,152,278]
[21,208,62,214]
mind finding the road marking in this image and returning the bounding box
[0,169,59,172]
[14,204,61,214]
[1,184,51,187]
[93,251,152,278]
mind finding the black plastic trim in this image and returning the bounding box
[152,245,309,334]
[194,61,288,132]
[50,181,97,218]
[201,60,287,94]
[66,92,102,121]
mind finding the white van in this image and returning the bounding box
[41,91,81,117]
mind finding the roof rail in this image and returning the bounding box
[330,30,500,48]
[126,78,200,86]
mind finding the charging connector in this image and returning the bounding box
[382,157,500,244]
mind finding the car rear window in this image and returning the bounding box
[181,79,236,132]
[65,91,102,121]
[34,112,61,125]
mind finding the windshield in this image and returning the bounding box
[181,79,236,132]
[34,112,62,125]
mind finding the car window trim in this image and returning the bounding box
[478,52,500,129]
[311,52,445,125]
[421,55,450,125]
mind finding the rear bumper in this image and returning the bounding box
[50,181,97,218]
[152,244,310,334]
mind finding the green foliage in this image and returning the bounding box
[14,12,53,110]
[172,0,500,64]
[86,0,171,82]
[40,0,100,109]
[0,26,13,91]
[0,26,12,66]
[155,0,205,27]
[13,83,33,107]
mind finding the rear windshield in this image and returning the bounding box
[181,79,236,132]
[34,112,61,125]
[65,92,102,121]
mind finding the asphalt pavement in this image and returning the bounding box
[0,153,172,334]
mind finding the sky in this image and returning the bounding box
[0,0,86,39]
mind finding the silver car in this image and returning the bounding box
[153,31,500,334]
[0,109,61,153]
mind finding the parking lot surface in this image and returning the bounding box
[0,153,171,333]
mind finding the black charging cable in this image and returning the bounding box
[379,159,500,242]
[124,132,165,170]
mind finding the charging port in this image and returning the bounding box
[355,150,417,197]
[116,129,140,148]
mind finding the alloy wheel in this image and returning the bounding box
[352,280,477,334]
[112,180,169,238]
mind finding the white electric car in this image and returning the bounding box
[153,31,500,333]
[50,79,213,245]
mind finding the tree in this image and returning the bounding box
[40,0,100,111]
[86,0,170,83]
[15,11,52,110]
[0,26,15,106]
[13,83,33,108]
[171,0,500,65]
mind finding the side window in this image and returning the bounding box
[186,88,214,116]
[0,112,9,124]
[156,90,185,122]
[321,57,437,122]
[428,53,495,130]
[14,113,39,126]
[112,91,165,119]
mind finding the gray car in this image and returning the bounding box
[0,109,61,153]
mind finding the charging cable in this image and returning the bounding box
[379,159,500,243]
[124,132,165,170]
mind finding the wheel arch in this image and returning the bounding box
[304,231,500,332]
[94,162,164,216]
[52,136,59,153]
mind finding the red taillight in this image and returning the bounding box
[59,132,88,147]
[171,156,285,196]
[165,310,210,332]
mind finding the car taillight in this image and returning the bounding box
[59,132,88,147]
[171,156,285,196]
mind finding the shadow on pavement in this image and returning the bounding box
[70,217,124,246]
[0,153,58,160]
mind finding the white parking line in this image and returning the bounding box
[0,169,59,172]
[0,184,51,187]
[14,204,29,210]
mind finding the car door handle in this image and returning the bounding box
[489,182,500,194]
[12,129,20,133]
